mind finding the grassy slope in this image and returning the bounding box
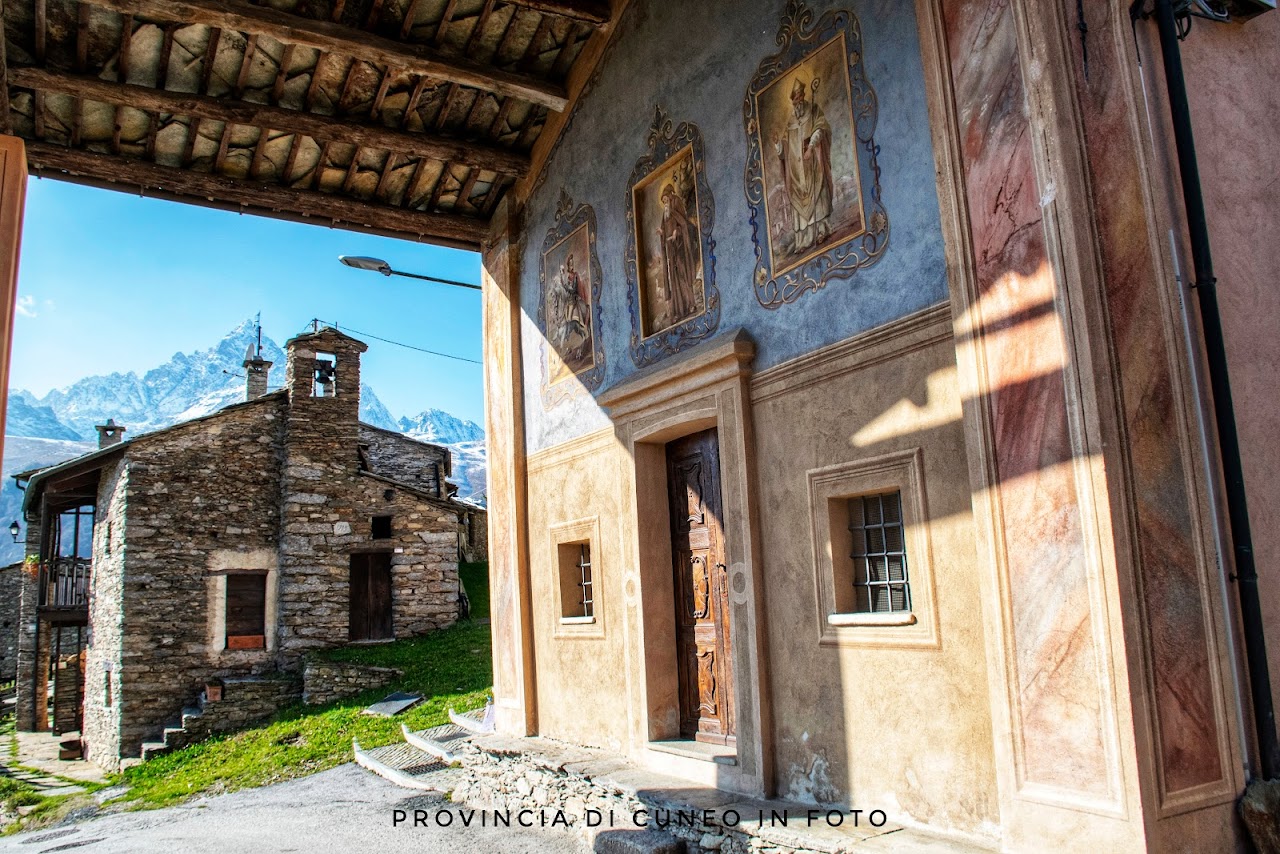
[119,561,493,808]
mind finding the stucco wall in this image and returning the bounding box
[1177,11,1280,736]
[519,0,948,454]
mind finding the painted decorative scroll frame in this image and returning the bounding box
[744,1,889,309]
[625,107,720,368]
[539,189,606,408]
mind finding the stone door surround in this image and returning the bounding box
[600,328,773,798]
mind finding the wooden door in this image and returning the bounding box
[666,428,734,743]
[349,552,393,641]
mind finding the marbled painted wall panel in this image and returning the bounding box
[942,0,1111,799]
[520,0,949,454]
[1067,4,1228,801]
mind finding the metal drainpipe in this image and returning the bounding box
[1150,0,1279,780]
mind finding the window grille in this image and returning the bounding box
[576,544,594,619]
[848,491,910,613]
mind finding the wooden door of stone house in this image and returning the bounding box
[349,552,393,641]
[666,428,735,744]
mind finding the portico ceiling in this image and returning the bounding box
[0,0,615,247]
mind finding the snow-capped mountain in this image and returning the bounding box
[3,320,487,563]
[25,318,289,438]
[398,408,485,445]
[4,396,83,441]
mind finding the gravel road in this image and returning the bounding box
[0,764,589,854]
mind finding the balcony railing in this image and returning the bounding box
[38,557,91,609]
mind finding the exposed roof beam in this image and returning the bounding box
[10,67,530,176]
[24,141,487,248]
[77,0,569,111]
[505,0,611,26]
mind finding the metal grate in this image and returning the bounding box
[577,544,594,618]
[848,492,911,613]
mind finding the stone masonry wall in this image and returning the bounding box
[278,329,461,663]
[117,397,287,759]
[302,659,403,705]
[82,458,127,770]
[15,520,41,731]
[0,563,21,682]
[358,424,450,497]
[179,676,302,746]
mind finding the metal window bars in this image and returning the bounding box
[848,492,911,613]
[577,544,593,618]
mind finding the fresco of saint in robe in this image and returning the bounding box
[632,145,706,337]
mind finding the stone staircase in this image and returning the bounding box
[351,708,486,791]
[138,703,206,762]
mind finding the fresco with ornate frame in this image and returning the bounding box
[744,1,889,309]
[625,107,719,368]
[539,189,606,407]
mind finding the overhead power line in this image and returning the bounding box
[307,318,481,365]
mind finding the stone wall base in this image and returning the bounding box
[302,659,404,705]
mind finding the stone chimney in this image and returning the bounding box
[95,418,126,449]
[243,343,273,400]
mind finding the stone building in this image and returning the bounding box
[12,327,476,769]
[0,562,20,682]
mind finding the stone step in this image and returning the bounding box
[139,740,170,761]
[447,705,492,735]
[401,722,471,763]
[352,738,457,792]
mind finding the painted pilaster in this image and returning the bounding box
[0,135,24,457]
[483,199,536,735]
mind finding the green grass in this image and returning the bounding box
[459,561,490,621]
[117,563,493,809]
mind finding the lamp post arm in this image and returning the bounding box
[389,268,483,291]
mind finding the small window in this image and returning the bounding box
[372,515,392,539]
[848,492,910,613]
[558,542,593,620]
[226,573,267,650]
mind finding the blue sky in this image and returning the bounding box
[10,179,485,424]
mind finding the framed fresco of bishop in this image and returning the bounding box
[744,2,890,309]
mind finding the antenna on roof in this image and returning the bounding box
[255,312,262,359]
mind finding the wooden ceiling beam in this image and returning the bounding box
[10,67,531,176]
[24,141,487,248]
[504,0,610,26]
[77,0,569,110]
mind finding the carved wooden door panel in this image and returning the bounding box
[666,428,734,744]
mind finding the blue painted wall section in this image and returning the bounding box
[519,0,948,454]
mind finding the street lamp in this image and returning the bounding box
[8,520,20,543]
[338,256,482,291]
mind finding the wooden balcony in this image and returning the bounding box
[36,557,90,624]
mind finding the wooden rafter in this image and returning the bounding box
[504,0,609,26]
[78,0,569,110]
[24,141,487,247]
[10,68,532,175]
[0,0,11,134]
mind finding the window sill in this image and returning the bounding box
[827,611,916,628]
[559,616,596,625]
[225,635,265,650]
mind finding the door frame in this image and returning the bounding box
[599,329,773,797]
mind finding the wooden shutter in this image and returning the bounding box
[226,573,267,649]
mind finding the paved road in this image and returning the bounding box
[0,765,588,854]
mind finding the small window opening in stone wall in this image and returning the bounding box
[313,352,337,397]
[104,670,112,707]
[226,572,267,650]
[371,516,392,540]
[847,491,911,613]
[104,521,112,555]
[558,542,594,620]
